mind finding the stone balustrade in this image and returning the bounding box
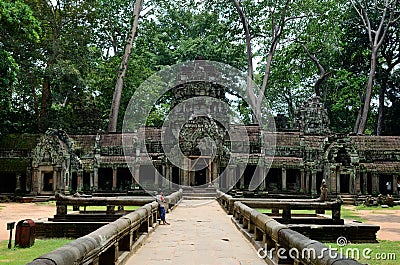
[27,190,183,265]
[231,201,362,265]
[216,190,342,223]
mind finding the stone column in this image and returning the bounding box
[227,165,237,189]
[300,169,305,193]
[212,161,219,184]
[93,167,99,191]
[165,164,172,189]
[154,166,159,187]
[134,164,140,186]
[53,170,57,192]
[305,171,310,193]
[77,170,83,192]
[371,172,378,194]
[393,175,398,195]
[90,172,94,188]
[362,171,367,194]
[355,171,361,195]
[281,167,287,191]
[26,168,32,193]
[112,167,118,190]
[15,174,22,192]
[239,164,245,189]
[259,165,266,190]
[336,171,341,194]
[311,171,317,195]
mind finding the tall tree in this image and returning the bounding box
[108,0,143,133]
[351,0,400,134]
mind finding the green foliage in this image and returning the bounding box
[0,0,399,135]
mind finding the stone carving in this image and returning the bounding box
[295,96,330,135]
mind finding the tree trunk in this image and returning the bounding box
[376,82,386,136]
[356,50,378,134]
[231,0,256,122]
[108,0,143,133]
[38,77,51,132]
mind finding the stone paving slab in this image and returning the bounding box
[126,200,265,265]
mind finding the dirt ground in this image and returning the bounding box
[354,207,400,241]
[0,203,399,242]
[0,202,56,241]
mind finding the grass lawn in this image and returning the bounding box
[0,238,72,265]
[356,205,400,211]
[256,206,365,222]
[327,240,400,265]
[35,201,140,211]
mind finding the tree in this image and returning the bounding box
[108,0,143,133]
[351,0,400,134]
[376,18,400,135]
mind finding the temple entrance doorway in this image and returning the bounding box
[172,167,180,185]
[43,172,54,191]
[195,168,207,186]
[340,174,350,193]
[379,175,393,195]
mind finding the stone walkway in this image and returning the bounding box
[126,200,266,265]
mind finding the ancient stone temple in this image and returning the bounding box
[1,79,400,196]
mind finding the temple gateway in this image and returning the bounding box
[1,73,400,197]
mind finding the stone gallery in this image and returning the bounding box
[1,75,400,197]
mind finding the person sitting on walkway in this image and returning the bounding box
[156,189,170,225]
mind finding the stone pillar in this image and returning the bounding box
[166,164,172,189]
[183,159,190,186]
[362,171,367,195]
[393,175,397,194]
[77,170,83,192]
[281,167,287,191]
[53,170,57,192]
[93,167,99,191]
[305,171,310,193]
[371,172,378,194]
[355,172,361,195]
[227,165,237,189]
[212,161,219,184]
[90,172,94,188]
[15,174,22,192]
[259,165,266,190]
[239,165,245,189]
[161,165,166,187]
[300,169,305,193]
[134,164,140,186]
[154,166,159,187]
[311,171,317,195]
[336,171,340,194]
[26,168,32,193]
[112,167,118,190]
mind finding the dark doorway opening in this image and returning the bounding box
[172,167,180,185]
[0,173,17,192]
[243,166,256,189]
[83,172,90,191]
[43,172,53,191]
[71,172,78,192]
[379,175,393,195]
[98,168,112,190]
[195,168,207,186]
[117,168,132,191]
[266,168,282,192]
[340,174,350,193]
[287,169,300,191]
